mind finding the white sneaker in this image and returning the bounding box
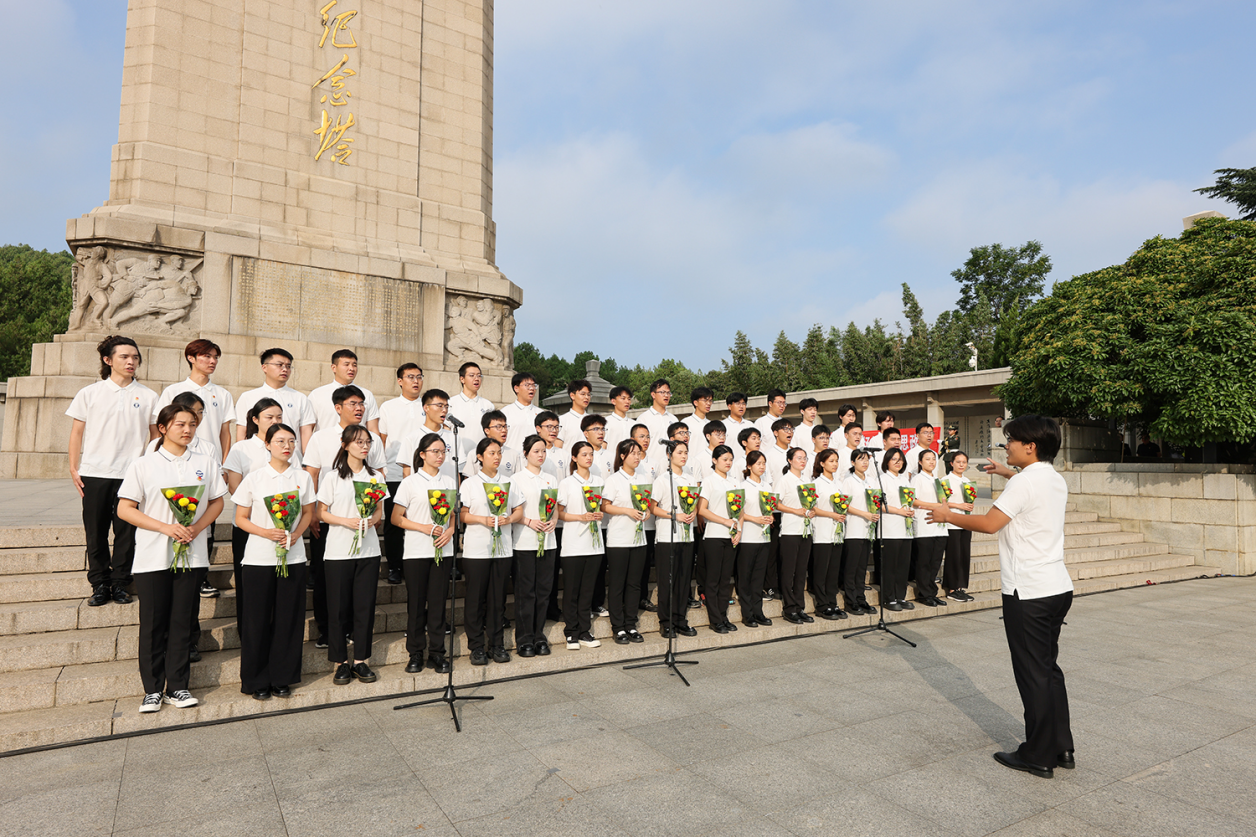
[565,635,579,650]
[139,693,163,713]
[163,689,198,709]
[578,632,601,648]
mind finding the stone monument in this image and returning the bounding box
[1,0,520,478]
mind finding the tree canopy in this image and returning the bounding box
[0,245,73,380]
[998,218,1256,447]
[1195,167,1256,221]
[951,240,1051,324]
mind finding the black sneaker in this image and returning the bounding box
[333,663,352,684]
[198,580,219,598]
[139,692,163,713]
[638,599,657,613]
[470,649,489,665]
[87,585,111,607]
[387,568,403,585]
[430,654,452,674]
[578,631,600,648]
[188,646,202,663]
[687,598,701,609]
[163,689,198,708]
[491,647,511,664]
[112,585,132,605]
[315,635,329,649]
[535,641,551,656]
[405,655,424,673]
[351,662,377,682]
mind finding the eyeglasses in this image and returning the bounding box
[265,362,293,371]
[488,423,507,431]
[540,423,559,431]
[426,448,447,457]
[402,374,423,382]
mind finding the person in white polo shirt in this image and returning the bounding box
[722,392,753,472]
[235,348,317,453]
[500,372,541,453]
[447,361,494,449]
[558,378,592,451]
[929,415,1074,780]
[378,363,425,582]
[309,349,381,434]
[683,387,715,443]
[67,336,159,607]
[398,389,461,483]
[154,338,234,463]
[754,389,788,444]
[638,378,679,473]
[603,386,636,453]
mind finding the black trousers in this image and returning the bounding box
[561,552,601,637]
[695,537,707,597]
[546,527,564,620]
[514,548,555,646]
[461,557,509,652]
[735,542,769,621]
[703,538,736,625]
[914,537,947,599]
[1003,590,1074,767]
[607,546,647,633]
[134,569,198,695]
[324,556,379,663]
[239,562,307,692]
[82,476,136,589]
[944,529,973,591]
[307,523,331,639]
[656,537,694,631]
[384,481,403,575]
[842,539,872,609]
[231,525,249,642]
[764,516,781,592]
[190,566,207,651]
[881,539,911,603]
[811,542,843,611]
[404,557,449,658]
[778,535,811,615]
[637,529,656,605]
[591,535,608,610]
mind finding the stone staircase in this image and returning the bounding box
[0,506,1216,751]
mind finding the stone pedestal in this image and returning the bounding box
[2,0,521,478]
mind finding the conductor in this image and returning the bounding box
[928,415,1073,779]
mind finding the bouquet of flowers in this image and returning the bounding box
[676,484,699,542]
[630,484,653,546]
[899,486,917,537]
[797,483,818,538]
[865,488,883,542]
[263,489,300,576]
[161,485,205,571]
[483,483,510,557]
[725,489,745,539]
[537,488,558,557]
[962,481,978,512]
[350,477,387,556]
[935,479,953,503]
[427,488,455,564]
[758,491,779,539]
[582,485,604,548]
[831,492,851,544]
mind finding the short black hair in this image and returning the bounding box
[876,411,895,424]
[396,362,422,379]
[171,391,204,410]
[610,385,632,401]
[837,404,857,420]
[798,397,818,412]
[260,347,293,364]
[667,421,688,439]
[580,413,606,431]
[1002,415,1062,463]
[882,427,901,441]
[421,388,449,406]
[737,427,761,448]
[771,418,793,433]
[649,379,670,394]
[915,422,934,435]
[812,424,831,438]
[703,420,726,439]
[482,409,506,430]
[630,423,649,439]
[332,385,365,406]
[725,391,748,406]
[458,361,481,377]
[534,410,559,427]
[97,335,142,379]
[511,372,536,390]
[881,448,908,473]
[766,388,787,403]
[567,379,591,396]
[690,386,714,403]
[845,422,864,434]
[331,349,357,363]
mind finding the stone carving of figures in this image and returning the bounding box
[104,253,163,326]
[445,295,503,366]
[68,246,113,330]
[501,308,516,370]
[112,255,202,331]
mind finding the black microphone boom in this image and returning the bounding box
[446,415,465,429]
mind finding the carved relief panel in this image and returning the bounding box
[444,295,516,371]
[68,245,203,336]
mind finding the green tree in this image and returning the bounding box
[798,324,845,389]
[898,284,932,379]
[720,331,770,395]
[928,310,969,376]
[952,241,1051,324]
[840,320,893,385]
[1195,167,1256,221]
[511,341,554,395]
[0,245,73,380]
[768,330,803,391]
[999,218,1256,447]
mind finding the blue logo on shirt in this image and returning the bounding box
[195,470,205,481]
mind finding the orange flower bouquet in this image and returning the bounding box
[351,477,387,556]
[582,485,604,548]
[483,483,510,557]
[263,489,299,576]
[797,483,819,538]
[428,488,455,564]
[831,492,851,543]
[631,484,653,546]
[161,485,204,571]
[676,484,698,542]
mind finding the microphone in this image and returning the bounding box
[446,415,465,429]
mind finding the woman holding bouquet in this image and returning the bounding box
[601,439,651,644]
[557,441,605,649]
[390,432,457,675]
[697,445,741,634]
[650,440,699,638]
[117,404,227,713]
[810,449,848,620]
[511,434,559,657]
[737,451,774,628]
[460,437,524,665]
[773,447,816,624]
[231,424,315,700]
[316,425,388,685]
[911,449,951,608]
[879,449,915,611]
[841,450,879,616]
[942,452,976,602]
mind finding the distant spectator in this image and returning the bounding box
[1136,433,1160,458]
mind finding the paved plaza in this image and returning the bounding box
[4,575,1254,837]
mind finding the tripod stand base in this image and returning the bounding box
[394,684,494,732]
[843,619,917,647]
[624,650,698,686]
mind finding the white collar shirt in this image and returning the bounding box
[304,426,386,486]
[392,469,459,559]
[397,425,460,482]
[316,468,389,560]
[235,384,317,436]
[510,467,559,553]
[558,409,589,452]
[66,378,159,479]
[231,464,315,566]
[447,392,494,447]
[155,377,234,461]
[500,400,541,452]
[377,395,425,481]
[223,435,303,479]
[603,413,636,454]
[119,445,227,573]
[638,407,678,472]
[461,470,524,558]
[992,461,1073,598]
[308,381,381,434]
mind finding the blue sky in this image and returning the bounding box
[6,1,1254,370]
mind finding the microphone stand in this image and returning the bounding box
[394,418,493,730]
[843,450,916,648]
[625,447,698,685]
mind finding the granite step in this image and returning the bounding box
[969,541,1169,574]
[970,530,1145,557]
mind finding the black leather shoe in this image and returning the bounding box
[333,663,352,685]
[518,643,536,658]
[628,630,644,643]
[885,601,903,612]
[639,599,657,612]
[491,647,510,664]
[502,617,512,629]
[614,631,631,645]
[405,655,424,673]
[711,623,729,634]
[688,598,701,609]
[817,609,840,621]
[470,649,488,666]
[271,685,291,697]
[252,688,271,701]
[901,600,915,610]
[994,750,1053,779]
[799,613,814,623]
[784,612,804,624]
[112,585,132,605]
[535,641,551,656]
[724,621,738,632]
[188,646,202,663]
[87,586,111,607]
[351,662,377,682]
[859,603,876,615]
[743,619,759,628]
[661,627,677,639]
[677,626,697,637]
[933,596,947,606]
[430,655,452,673]
[834,609,848,620]
[387,568,403,585]
[1057,751,1075,769]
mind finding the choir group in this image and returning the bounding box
[68,336,980,713]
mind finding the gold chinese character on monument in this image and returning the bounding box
[314,110,356,165]
[313,53,356,106]
[319,1,358,49]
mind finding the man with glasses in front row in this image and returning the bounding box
[501,372,541,452]
[235,347,317,453]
